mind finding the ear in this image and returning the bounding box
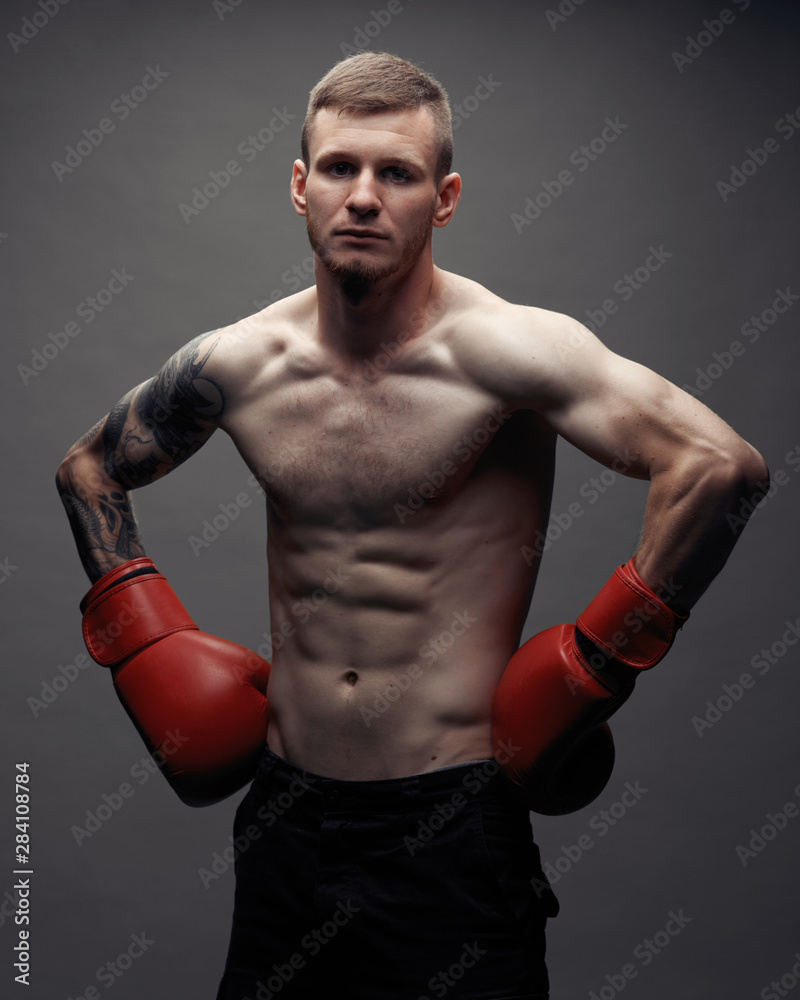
[290,159,308,217]
[432,172,461,229]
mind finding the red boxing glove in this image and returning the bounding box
[492,558,688,815]
[81,557,270,807]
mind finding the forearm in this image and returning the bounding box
[633,443,769,612]
[56,445,146,583]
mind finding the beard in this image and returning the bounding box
[305,200,437,287]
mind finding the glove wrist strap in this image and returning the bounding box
[81,558,197,666]
[576,557,689,670]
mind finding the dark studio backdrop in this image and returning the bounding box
[1,1,799,997]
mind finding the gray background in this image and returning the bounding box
[2,0,799,997]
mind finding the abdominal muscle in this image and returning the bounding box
[264,462,549,781]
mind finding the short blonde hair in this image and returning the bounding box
[301,52,453,182]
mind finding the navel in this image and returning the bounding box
[346,671,359,686]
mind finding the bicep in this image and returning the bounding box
[531,321,747,481]
[93,331,225,489]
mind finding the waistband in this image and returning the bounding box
[255,747,517,811]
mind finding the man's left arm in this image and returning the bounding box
[528,315,769,611]
[488,311,769,813]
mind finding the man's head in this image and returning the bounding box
[301,52,453,184]
[292,53,460,288]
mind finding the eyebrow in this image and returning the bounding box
[314,149,428,172]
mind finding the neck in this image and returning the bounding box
[313,251,439,363]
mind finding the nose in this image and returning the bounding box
[345,169,381,216]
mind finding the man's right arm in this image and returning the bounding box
[55,328,272,806]
[56,330,225,581]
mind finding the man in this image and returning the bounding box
[57,53,767,999]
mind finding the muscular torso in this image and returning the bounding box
[217,273,557,779]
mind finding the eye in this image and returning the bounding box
[328,162,353,177]
[384,166,410,182]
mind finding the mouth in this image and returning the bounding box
[335,230,387,240]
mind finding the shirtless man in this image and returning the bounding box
[57,53,767,1000]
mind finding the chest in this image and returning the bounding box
[231,372,509,524]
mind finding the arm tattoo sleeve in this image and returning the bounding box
[58,331,225,580]
[106,332,225,487]
[59,481,144,577]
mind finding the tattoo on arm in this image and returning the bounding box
[105,332,225,486]
[59,482,145,579]
[58,331,226,580]
[76,419,104,449]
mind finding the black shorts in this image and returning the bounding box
[216,748,559,1000]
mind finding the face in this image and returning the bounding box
[291,107,459,286]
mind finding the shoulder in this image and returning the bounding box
[435,270,612,409]
[176,288,317,393]
[436,268,587,353]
